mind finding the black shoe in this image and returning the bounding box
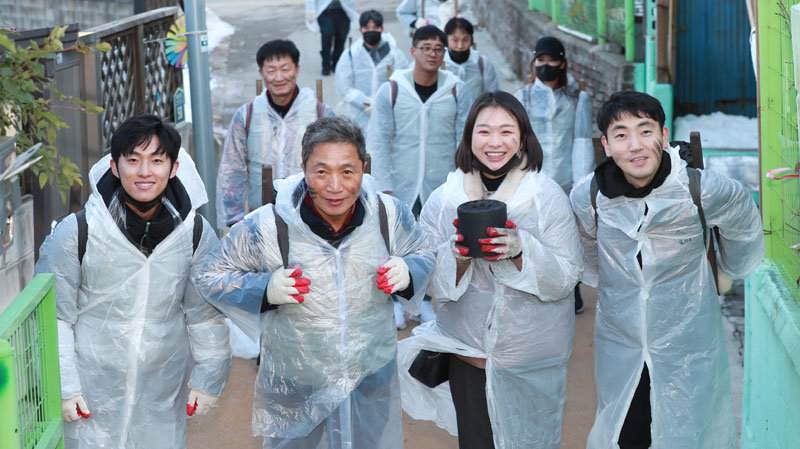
[575,284,585,314]
[322,67,331,76]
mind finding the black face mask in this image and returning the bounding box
[448,48,470,64]
[471,153,522,177]
[363,31,381,46]
[536,64,562,82]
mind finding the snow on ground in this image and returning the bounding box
[673,112,758,149]
[182,7,234,123]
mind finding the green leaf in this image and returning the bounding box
[95,42,112,52]
[38,172,48,188]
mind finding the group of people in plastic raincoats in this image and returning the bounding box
[35,1,765,448]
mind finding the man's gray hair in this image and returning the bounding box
[301,116,367,166]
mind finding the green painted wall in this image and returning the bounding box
[743,262,800,448]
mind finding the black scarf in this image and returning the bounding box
[594,150,672,199]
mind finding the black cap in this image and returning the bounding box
[534,36,565,59]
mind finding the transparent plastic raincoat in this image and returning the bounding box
[193,173,436,448]
[396,0,472,29]
[515,77,593,192]
[216,88,334,228]
[443,49,500,99]
[366,68,473,208]
[569,146,765,449]
[398,165,583,449]
[36,149,231,449]
[305,0,358,33]
[334,33,409,130]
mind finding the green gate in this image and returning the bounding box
[0,274,63,449]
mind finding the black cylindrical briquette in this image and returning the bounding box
[457,199,507,258]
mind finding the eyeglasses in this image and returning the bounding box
[416,46,445,55]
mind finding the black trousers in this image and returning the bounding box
[618,364,652,449]
[317,7,349,70]
[448,355,495,449]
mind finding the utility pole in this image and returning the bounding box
[183,0,217,228]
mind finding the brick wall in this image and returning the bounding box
[470,0,634,117]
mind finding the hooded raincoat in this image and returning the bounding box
[193,173,436,448]
[515,77,593,192]
[366,68,473,208]
[36,150,231,449]
[216,88,334,228]
[569,146,765,449]
[305,0,358,33]
[443,49,500,99]
[334,33,409,130]
[396,0,472,29]
[398,164,583,449]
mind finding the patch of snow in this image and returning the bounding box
[205,7,234,52]
[673,112,758,150]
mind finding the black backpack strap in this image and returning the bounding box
[245,102,254,138]
[274,211,290,268]
[686,167,707,246]
[75,208,88,265]
[478,55,484,76]
[192,213,203,254]
[590,175,599,229]
[390,80,398,108]
[377,196,390,253]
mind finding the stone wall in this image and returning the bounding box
[470,0,635,118]
[0,0,133,30]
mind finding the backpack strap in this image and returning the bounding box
[75,208,88,265]
[478,55,484,76]
[390,80,398,108]
[316,101,325,119]
[274,211,290,268]
[245,102,254,138]
[377,196,390,253]
[590,175,599,229]
[192,213,203,255]
[686,167,707,247]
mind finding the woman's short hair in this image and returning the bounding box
[454,91,543,173]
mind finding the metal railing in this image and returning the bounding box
[0,274,62,449]
[525,0,636,61]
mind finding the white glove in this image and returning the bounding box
[266,267,310,305]
[306,12,315,23]
[717,270,734,295]
[450,233,471,261]
[186,389,220,416]
[376,256,410,294]
[479,220,522,261]
[414,17,429,28]
[363,100,373,115]
[62,395,90,422]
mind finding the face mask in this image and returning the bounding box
[448,48,470,64]
[471,153,522,177]
[363,31,381,46]
[536,64,562,82]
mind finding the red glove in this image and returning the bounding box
[478,220,522,261]
[451,218,470,260]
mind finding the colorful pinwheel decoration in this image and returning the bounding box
[165,15,188,69]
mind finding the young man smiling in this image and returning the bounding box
[36,115,231,448]
[569,91,764,449]
[194,116,435,449]
[216,39,334,230]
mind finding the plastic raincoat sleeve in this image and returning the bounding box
[482,57,501,93]
[419,190,475,302]
[193,213,275,319]
[396,0,419,27]
[454,82,473,146]
[382,193,437,307]
[490,187,583,300]
[700,169,765,278]
[216,105,249,228]
[568,175,600,287]
[185,217,232,397]
[334,51,372,109]
[35,215,83,398]
[572,91,594,183]
[366,82,395,192]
